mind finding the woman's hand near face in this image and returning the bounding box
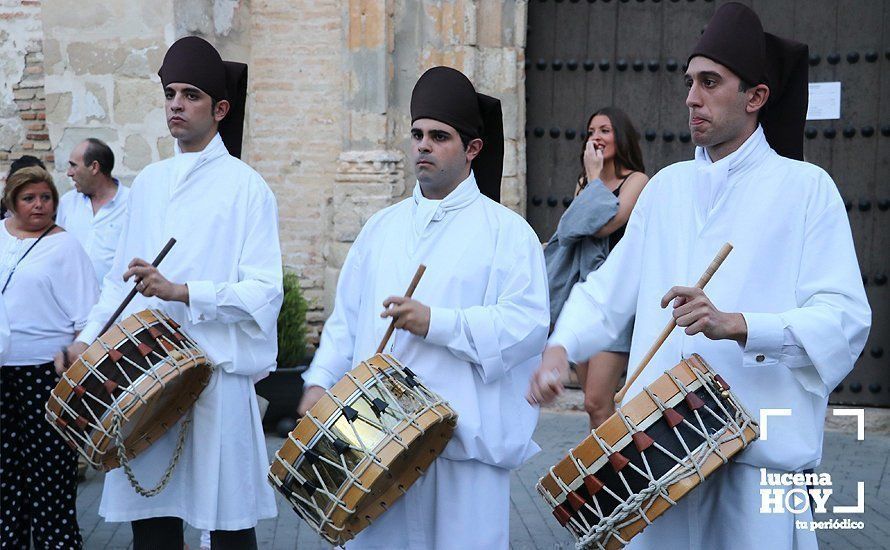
[583,140,604,182]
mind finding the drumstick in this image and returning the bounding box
[613,242,733,403]
[376,264,427,354]
[99,238,177,336]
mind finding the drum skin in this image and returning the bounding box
[269,353,457,545]
[45,309,212,471]
[538,354,760,549]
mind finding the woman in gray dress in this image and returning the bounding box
[546,107,649,428]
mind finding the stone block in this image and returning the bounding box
[503,140,517,177]
[113,78,163,124]
[123,133,151,171]
[500,89,520,141]
[81,81,109,123]
[347,111,387,148]
[44,91,72,124]
[67,41,157,76]
[42,38,63,73]
[119,43,165,79]
[13,88,35,100]
[347,0,387,51]
[0,118,23,150]
[477,1,504,48]
[157,136,174,159]
[501,175,524,215]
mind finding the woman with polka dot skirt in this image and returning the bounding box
[0,166,99,548]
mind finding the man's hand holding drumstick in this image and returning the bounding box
[298,296,431,416]
[379,296,431,338]
[123,258,189,304]
[54,243,184,376]
[298,265,428,417]
[661,286,747,344]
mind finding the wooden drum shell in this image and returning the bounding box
[269,353,457,545]
[538,354,760,549]
[45,309,212,471]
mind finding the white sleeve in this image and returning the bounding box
[54,237,100,332]
[738,177,870,397]
[183,183,283,339]
[301,230,366,390]
[548,184,649,362]
[423,226,550,383]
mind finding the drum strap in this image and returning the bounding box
[113,412,191,497]
[2,223,57,294]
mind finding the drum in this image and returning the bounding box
[45,309,212,472]
[538,354,759,549]
[269,353,457,545]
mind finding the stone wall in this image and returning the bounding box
[38,0,173,189]
[0,0,528,349]
[251,0,527,348]
[0,0,51,177]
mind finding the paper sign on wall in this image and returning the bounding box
[806,82,841,120]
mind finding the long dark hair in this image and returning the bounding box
[578,107,645,185]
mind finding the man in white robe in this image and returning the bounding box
[57,36,281,549]
[299,66,550,549]
[528,4,871,550]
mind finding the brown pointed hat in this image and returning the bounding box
[158,36,248,159]
[410,66,504,202]
[688,2,809,160]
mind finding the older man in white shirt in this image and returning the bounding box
[57,138,128,284]
[528,4,870,550]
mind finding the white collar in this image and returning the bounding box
[410,171,482,236]
[692,125,770,225]
[694,124,770,174]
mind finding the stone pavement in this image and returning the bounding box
[75,411,890,549]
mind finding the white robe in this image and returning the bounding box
[302,173,550,548]
[550,126,870,548]
[76,133,282,530]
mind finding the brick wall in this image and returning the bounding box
[2,0,528,349]
[0,0,51,179]
[248,0,346,348]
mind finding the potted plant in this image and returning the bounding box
[256,270,310,434]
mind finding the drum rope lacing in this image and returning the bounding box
[539,364,758,550]
[270,354,455,545]
[45,310,208,477]
[274,359,429,525]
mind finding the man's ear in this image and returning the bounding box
[89,161,100,176]
[746,84,770,114]
[466,138,484,162]
[214,99,231,122]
